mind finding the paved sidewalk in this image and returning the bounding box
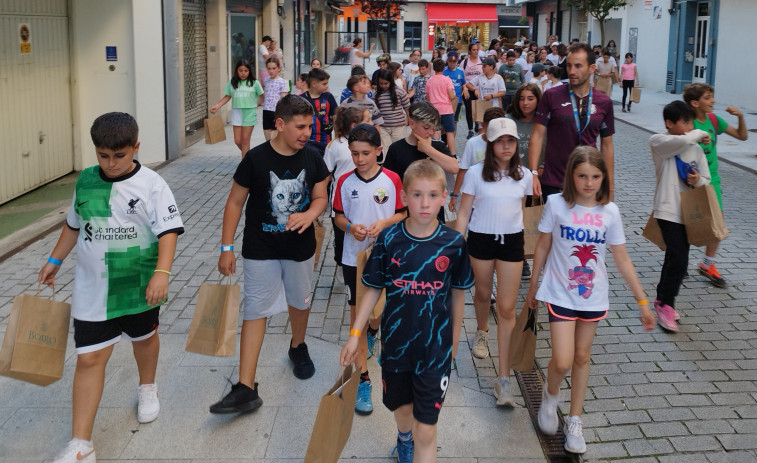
[608,86,757,173]
[0,116,545,461]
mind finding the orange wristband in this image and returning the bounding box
[349,329,362,337]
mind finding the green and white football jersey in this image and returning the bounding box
[66,162,184,321]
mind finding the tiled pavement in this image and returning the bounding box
[1,62,757,461]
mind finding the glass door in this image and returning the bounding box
[692,2,710,83]
[229,14,257,76]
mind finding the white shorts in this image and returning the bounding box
[242,257,315,320]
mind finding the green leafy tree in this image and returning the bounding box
[567,0,631,46]
[357,0,408,53]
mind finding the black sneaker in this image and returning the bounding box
[289,341,316,379]
[209,382,262,414]
[522,260,532,280]
[467,130,475,139]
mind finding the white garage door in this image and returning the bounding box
[0,0,73,204]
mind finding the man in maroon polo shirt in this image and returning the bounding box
[528,43,615,200]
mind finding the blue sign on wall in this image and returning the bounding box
[106,46,117,62]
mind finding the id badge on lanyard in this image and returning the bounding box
[569,86,592,143]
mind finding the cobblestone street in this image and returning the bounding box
[0,112,756,461]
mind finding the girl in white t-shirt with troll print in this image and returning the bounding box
[454,117,532,408]
[525,146,655,455]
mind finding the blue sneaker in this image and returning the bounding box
[366,332,376,359]
[355,381,373,415]
[392,437,414,462]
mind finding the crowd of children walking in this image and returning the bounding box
[34,40,747,463]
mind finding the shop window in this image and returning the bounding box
[404,21,422,51]
[369,19,397,52]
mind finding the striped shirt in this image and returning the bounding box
[374,88,410,127]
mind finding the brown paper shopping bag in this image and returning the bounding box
[595,76,612,95]
[471,99,493,122]
[304,364,360,463]
[0,290,71,386]
[509,303,537,372]
[642,213,667,251]
[630,87,642,104]
[681,184,728,246]
[523,197,545,258]
[185,279,239,357]
[313,220,326,270]
[204,116,226,144]
[356,245,386,319]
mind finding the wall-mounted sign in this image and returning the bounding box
[19,23,31,55]
[106,46,117,61]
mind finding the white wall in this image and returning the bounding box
[132,0,166,165]
[712,0,757,110]
[70,0,165,170]
[622,4,671,94]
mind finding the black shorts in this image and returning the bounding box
[547,303,607,322]
[262,110,276,130]
[382,367,451,425]
[467,230,525,262]
[73,307,160,354]
[342,264,357,306]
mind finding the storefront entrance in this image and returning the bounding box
[426,3,497,51]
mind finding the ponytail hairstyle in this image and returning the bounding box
[334,106,367,140]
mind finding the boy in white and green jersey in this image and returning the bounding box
[38,112,183,463]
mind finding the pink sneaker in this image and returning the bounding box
[655,299,680,320]
[654,300,678,332]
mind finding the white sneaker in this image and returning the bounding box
[493,376,515,407]
[537,389,559,435]
[137,383,160,423]
[53,438,95,463]
[472,330,489,359]
[564,415,587,454]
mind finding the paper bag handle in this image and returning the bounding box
[35,283,59,302]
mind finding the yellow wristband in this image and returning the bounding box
[636,299,649,306]
[154,269,171,275]
[349,329,362,338]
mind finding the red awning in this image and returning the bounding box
[426,4,498,24]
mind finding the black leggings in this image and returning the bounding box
[463,92,479,131]
[621,80,634,107]
[656,219,690,308]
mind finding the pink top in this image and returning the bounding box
[425,74,455,115]
[621,62,636,81]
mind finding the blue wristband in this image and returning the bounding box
[347,223,351,232]
[220,244,234,252]
[449,193,459,198]
[48,257,62,266]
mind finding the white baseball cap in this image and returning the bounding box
[551,41,560,47]
[514,41,524,47]
[486,118,519,141]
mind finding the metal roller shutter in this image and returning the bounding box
[183,0,208,130]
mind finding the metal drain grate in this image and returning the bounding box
[515,366,581,463]
[490,301,581,462]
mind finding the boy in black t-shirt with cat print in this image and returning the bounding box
[210,94,330,414]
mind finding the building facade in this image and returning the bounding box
[0,0,343,205]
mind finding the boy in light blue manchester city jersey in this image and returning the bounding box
[341,159,474,462]
[39,112,184,463]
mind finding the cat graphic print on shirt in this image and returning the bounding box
[233,140,329,262]
[267,170,309,228]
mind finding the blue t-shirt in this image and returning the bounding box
[362,220,474,374]
[443,67,466,99]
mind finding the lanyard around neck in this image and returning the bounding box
[568,86,592,140]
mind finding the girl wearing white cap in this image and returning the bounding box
[454,118,532,407]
